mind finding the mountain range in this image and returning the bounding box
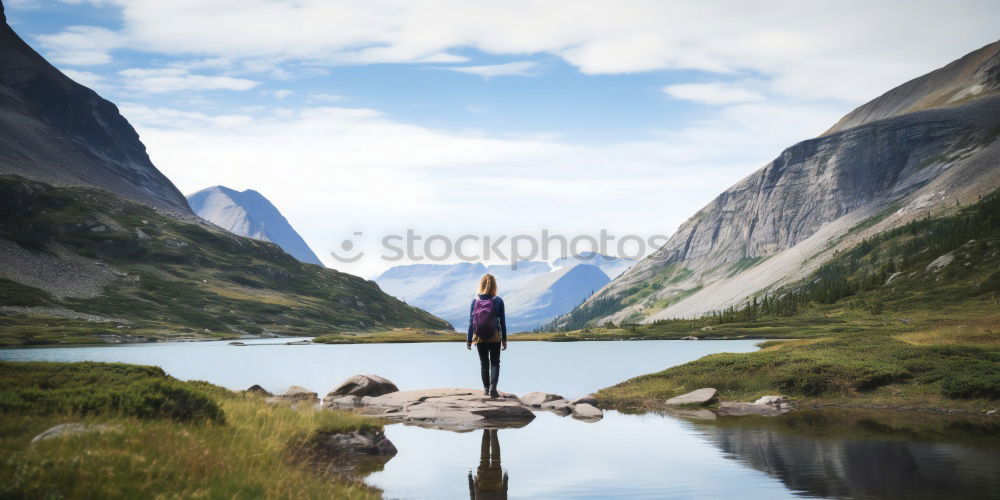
[374,255,633,332]
[554,40,1000,329]
[187,186,324,266]
[0,7,449,343]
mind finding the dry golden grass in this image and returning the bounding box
[896,315,1000,346]
[1,393,384,498]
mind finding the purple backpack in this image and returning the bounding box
[472,297,498,340]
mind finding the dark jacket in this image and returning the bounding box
[467,294,507,344]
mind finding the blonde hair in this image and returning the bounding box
[477,274,498,296]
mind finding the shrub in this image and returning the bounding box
[0,362,225,423]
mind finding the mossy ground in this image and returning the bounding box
[0,361,383,499]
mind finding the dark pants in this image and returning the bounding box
[476,342,501,389]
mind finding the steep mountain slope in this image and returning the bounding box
[0,177,450,343]
[556,40,1000,328]
[503,264,610,332]
[824,41,1000,135]
[0,3,190,214]
[188,186,323,266]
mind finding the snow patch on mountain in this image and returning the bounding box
[187,185,323,266]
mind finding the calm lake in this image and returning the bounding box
[2,339,998,499]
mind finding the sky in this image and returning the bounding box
[6,0,1000,277]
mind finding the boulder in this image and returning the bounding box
[570,394,598,406]
[540,399,574,415]
[296,429,397,476]
[717,402,789,417]
[327,374,399,399]
[665,388,717,406]
[32,423,120,444]
[572,403,603,421]
[354,388,534,431]
[266,385,319,405]
[245,384,273,397]
[521,391,564,407]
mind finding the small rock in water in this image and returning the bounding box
[665,388,718,406]
[570,394,598,405]
[521,391,564,407]
[572,403,603,421]
[717,402,788,417]
[661,407,717,421]
[32,423,120,444]
[540,399,574,415]
[754,395,786,406]
[296,429,397,476]
[327,374,399,399]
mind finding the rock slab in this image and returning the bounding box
[355,388,535,431]
[665,388,718,406]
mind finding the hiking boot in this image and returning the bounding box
[488,364,500,399]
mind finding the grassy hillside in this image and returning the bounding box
[0,362,382,498]
[0,176,449,345]
[581,191,1000,412]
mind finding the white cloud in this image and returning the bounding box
[663,82,765,105]
[33,0,999,102]
[444,61,541,78]
[36,25,121,65]
[309,92,346,102]
[118,68,259,93]
[272,89,293,99]
[123,100,842,276]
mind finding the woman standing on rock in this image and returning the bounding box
[466,274,507,399]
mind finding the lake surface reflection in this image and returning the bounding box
[3,339,997,498]
[373,410,1000,499]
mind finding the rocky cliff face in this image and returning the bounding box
[187,186,324,266]
[556,40,1000,327]
[0,1,190,214]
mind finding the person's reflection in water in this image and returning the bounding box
[468,429,508,499]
